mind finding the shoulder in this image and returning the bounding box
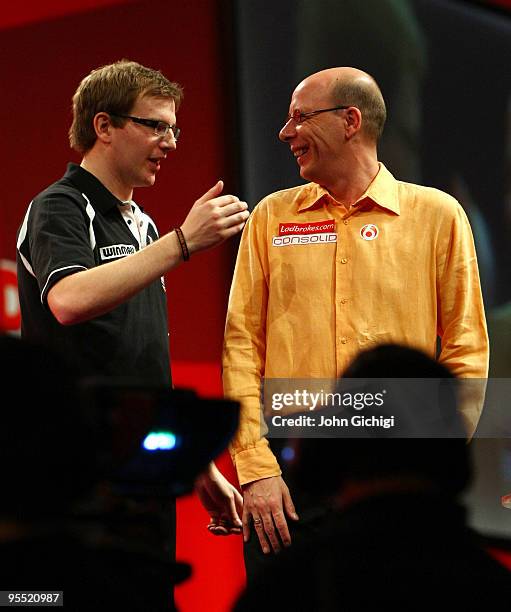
[252,183,317,216]
[30,178,89,217]
[35,176,83,203]
[397,180,462,216]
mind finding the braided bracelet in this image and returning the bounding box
[174,227,190,261]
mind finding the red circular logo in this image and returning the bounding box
[360,224,379,241]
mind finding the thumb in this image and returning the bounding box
[196,180,223,205]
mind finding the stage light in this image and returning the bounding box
[281,445,295,462]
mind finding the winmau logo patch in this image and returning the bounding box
[100,244,136,260]
[272,220,337,247]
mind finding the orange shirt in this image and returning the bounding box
[223,164,488,485]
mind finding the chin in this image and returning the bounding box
[140,176,157,187]
[299,165,315,183]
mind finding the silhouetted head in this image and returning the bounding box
[291,344,471,501]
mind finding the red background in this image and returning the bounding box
[0,1,244,610]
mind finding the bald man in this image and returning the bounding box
[222,68,488,575]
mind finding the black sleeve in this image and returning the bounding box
[24,192,97,304]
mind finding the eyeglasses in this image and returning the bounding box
[284,106,350,125]
[111,114,181,141]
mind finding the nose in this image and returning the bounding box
[159,132,176,151]
[279,118,296,142]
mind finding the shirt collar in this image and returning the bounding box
[297,162,400,215]
[64,163,124,213]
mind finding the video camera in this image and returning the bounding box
[78,380,240,498]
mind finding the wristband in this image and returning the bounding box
[174,227,190,261]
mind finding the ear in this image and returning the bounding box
[92,112,115,144]
[344,107,362,140]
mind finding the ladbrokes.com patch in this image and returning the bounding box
[272,220,337,247]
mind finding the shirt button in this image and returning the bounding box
[343,220,348,225]
[341,337,348,344]
[140,222,143,227]
[127,220,132,224]
[341,257,348,264]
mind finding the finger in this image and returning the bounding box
[215,195,244,208]
[252,516,271,554]
[208,523,242,536]
[212,222,246,244]
[226,493,243,527]
[206,194,242,209]
[208,525,229,536]
[214,516,242,536]
[235,221,249,234]
[220,210,250,231]
[196,180,223,205]
[261,514,281,554]
[242,507,251,543]
[207,517,224,532]
[221,220,248,239]
[273,509,292,548]
[217,201,248,220]
[209,515,229,532]
[234,489,244,526]
[282,485,299,521]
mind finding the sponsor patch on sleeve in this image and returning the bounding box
[272,220,337,247]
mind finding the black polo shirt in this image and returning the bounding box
[17,163,171,384]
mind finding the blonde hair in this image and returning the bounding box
[69,59,183,152]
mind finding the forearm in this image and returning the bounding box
[223,372,281,485]
[48,230,182,325]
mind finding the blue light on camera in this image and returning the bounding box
[143,431,177,451]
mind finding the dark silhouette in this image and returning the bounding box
[236,345,511,609]
[0,336,184,610]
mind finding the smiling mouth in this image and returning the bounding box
[148,158,162,169]
[292,146,309,160]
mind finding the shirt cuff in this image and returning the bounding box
[230,440,282,486]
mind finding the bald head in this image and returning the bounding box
[297,67,386,142]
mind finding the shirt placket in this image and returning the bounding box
[334,207,356,375]
[118,203,142,249]
[130,202,149,248]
